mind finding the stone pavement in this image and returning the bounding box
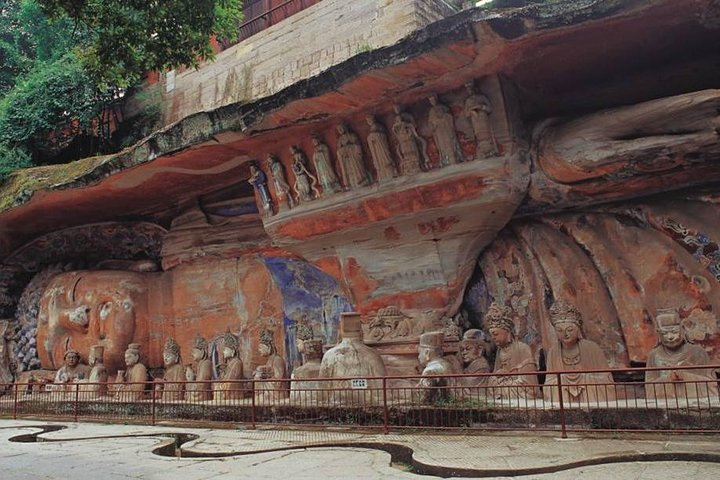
[0,419,718,479]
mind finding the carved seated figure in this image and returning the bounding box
[291,338,324,403]
[253,330,287,401]
[319,312,386,404]
[213,331,245,401]
[417,331,457,404]
[0,320,15,394]
[543,300,615,404]
[161,337,185,401]
[78,345,108,396]
[645,308,719,401]
[486,303,539,400]
[186,335,213,402]
[47,349,90,393]
[114,343,148,402]
[458,329,491,396]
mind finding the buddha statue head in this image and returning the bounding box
[64,349,80,368]
[485,302,515,348]
[418,331,444,368]
[258,329,276,358]
[163,337,181,367]
[655,308,685,350]
[220,330,239,360]
[191,335,208,362]
[460,329,489,366]
[124,343,142,367]
[37,270,149,372]
[549,300,584,349]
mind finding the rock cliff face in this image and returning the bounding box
[0,0,719,375]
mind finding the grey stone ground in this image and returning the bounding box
[0,419,718,479]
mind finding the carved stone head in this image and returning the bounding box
[655,308,685,350]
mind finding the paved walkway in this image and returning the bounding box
[0,419,718,479]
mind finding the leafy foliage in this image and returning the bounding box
[40,0,244,89]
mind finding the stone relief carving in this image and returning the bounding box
[248,160,273,217]
[336,123,370,189]
[645,308,719,400]
[365,115,397,181]
[366,306,413,342]
[186,335,213,401]
[266,154,295,211]
[392,105,429,175]
[0,320,16,392]
[48,349,90,392]
[254,329,288,400]
[417,331,457,404]
[114,343,148,402]
[428,94,464,166]
[543,300,615,403]
[213,330,245,400]
[161,337,185,401]
[290,145,320,204]
[311,135,341,195]
[78,344,108,396]
[464,81,498,159]
[485,303,539,400]
[290,338,323,403]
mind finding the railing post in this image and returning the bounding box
[556,372,567,439]
[74,383,79,422]
[151,384,157,426]
[382,377,389,435]
[13,382,19,420]
[250,379,256,430]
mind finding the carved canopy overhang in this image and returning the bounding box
[0,0,718,258]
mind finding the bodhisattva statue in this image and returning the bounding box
[417,331,457,403]
[645,308,719,401]
[428,94,463,166]
[319,312,386,404]
[248,160,273,217]
[311,135,341,195]
[543,300,615,404]
[186,335,213,402]
[457,329,491,396]
[290,338,324,403]
[49,349,90,392]
[0,320,16,393]
[392,105,430,174]
[78,344,108,396]
[464,81,499,159]
[161,337,185,401]
[213,330,245,401]
[290,145,319,203]
[254,329,288,400]
[336,123,370,189]
[266,154,295,211]
[485,303,539,400]
[365,115,397,181]
[115,343,148,401]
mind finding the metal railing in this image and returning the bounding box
[235,0,321,43]
[1,364,719,435]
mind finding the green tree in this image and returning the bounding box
[40,0,243,89]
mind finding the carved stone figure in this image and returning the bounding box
[485,303,539,400]
[248,160,273,217]
[367,306,412,342]
[37,270,149,373]
[213,330,245,401]
[417,331,457,403]
[311,135,341,195]
[290,145,319,203]
[392,105,430,174]
[52,349,90,386]
[457,329,491,395]
[186,335,213,402]
[365,115,397,181]
[336,123,370,189]
[79,345,108,396]
[254,329,288,400]
[266,154,295,211]
[464,81,498,159]
[319,312,386,404]
[290,338,324,403]
[0,320,16,393]
[161,337,185,401]
[543,300,615,404]
[114,343,148,402]
[428,94,463,166]
[645,308,719,401]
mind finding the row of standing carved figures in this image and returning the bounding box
[248,82,498,215]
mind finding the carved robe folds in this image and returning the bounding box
[543,339,615,404]
[488,341,539,400]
